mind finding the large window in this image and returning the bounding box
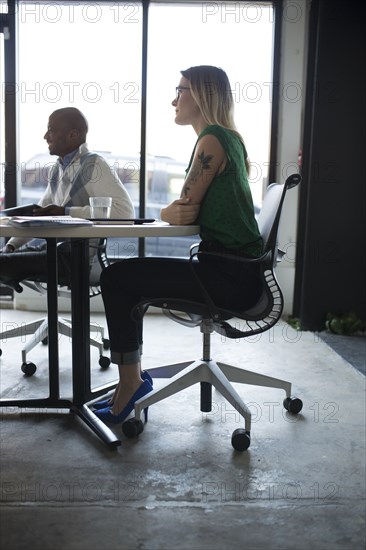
[147,1,274,205]
[0,0,6,212]
[4,0,276,258]
[0,30,4,211]
[17,1,142,202]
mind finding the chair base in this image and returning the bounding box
[127,321,300,450]
[134,358,293,434]
[0,316,106,366]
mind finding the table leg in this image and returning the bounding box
[46,238,60,400]
[70,238,121,448]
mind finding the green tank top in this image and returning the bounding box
[186,125,263,257]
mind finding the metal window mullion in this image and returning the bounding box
[3,0,19,209]
[138,0,149,257]
[268,0,282,186]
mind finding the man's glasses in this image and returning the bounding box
[175,86,191,100]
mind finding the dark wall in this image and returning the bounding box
[293,0,366,331]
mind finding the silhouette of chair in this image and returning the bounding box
[121,174,303,451]
[0,239,110,375]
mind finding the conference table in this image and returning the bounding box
[0,221,200,448]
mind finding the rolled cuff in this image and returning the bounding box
[110,347,142,365]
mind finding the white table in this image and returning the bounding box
[0,222,200,448]
[0,221,199,240]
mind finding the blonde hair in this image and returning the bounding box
[181,65,250,173]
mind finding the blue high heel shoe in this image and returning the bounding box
[94,379,153,424]
[92,370,153,410]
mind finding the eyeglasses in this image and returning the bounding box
[175,86,191,100]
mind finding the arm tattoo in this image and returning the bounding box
[198,151,214,170]
[182,150,214,197]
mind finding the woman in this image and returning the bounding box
[95,65,263,423]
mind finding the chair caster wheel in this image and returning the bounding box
[42,337,48,345]
[102,338,110,350]
[122,418,144,439]
[0,348,2,357]
[99,356,111,369]
[231,429,250,451]
[283,396,303,414]
[21,362,37,376]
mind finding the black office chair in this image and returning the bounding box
[121,174,303,451]
[0,239,110,375]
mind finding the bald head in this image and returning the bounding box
[44,108,89,157]
[52,107,88,140]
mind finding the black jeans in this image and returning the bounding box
[100,255,263,365]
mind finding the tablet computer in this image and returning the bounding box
[8,216,93,227]
[1,203,40,216]
[89,218,156,225]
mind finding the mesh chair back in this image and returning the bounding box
[257,183,284,250]
[258,173,301,255]
[89,239,108,287]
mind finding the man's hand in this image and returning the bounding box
[160,198,200,225]
[33,205,65,216]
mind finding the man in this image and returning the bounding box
[0,107,134,285]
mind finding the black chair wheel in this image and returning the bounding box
[102,338,110,350]
[231,429,251,451]
[21,362,37,376]
[283,396,303,414]
[99,356,111,369]
[42,337,48,345]
[0,348,2,357]
[122,418,144,439]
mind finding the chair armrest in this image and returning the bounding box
[187,244,277,323]
[189,247,274,268]
[189,242,201,256]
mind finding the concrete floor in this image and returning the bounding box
[0,307,365,550]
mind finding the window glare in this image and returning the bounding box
[0,33,4,210]
[18,2,142,161]
[148,2,274,204]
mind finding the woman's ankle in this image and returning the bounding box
[118,361,143,386]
